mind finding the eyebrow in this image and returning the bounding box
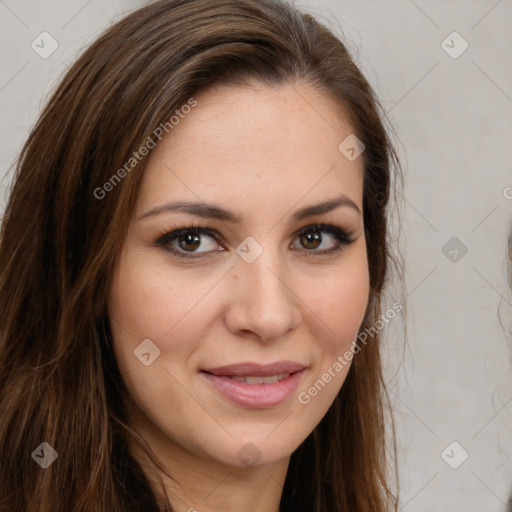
[138,194,361,222]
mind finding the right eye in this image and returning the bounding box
[155,225,225,259]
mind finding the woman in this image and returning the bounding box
[0,0,402,510]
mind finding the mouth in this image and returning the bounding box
[200,361,306,408]
[226,373,292,384]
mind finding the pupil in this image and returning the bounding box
[302,231,321,249]
[179,233,200,251]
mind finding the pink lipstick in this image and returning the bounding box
[201,361,306,408]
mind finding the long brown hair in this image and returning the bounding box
[0,0,402,510]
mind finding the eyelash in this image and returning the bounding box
[155,221,355,259]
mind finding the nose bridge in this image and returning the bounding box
[228,242,300,340]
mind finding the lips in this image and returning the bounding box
[200,361,306,408]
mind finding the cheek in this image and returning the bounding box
[307,255,370,354]
[106,255,220,422]
[294,257,369,425]
[107,253,220,354]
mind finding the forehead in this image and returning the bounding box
[135,82,364,221]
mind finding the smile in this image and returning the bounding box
[200,361,306,408]
[228,373,290,384]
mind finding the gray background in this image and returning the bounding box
[1,0,511,510]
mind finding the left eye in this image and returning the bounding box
[292,226,346,252]
[156,224,354,259]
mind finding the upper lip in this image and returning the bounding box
[202,361,306,377]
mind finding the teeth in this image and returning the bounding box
[229,373,290,384]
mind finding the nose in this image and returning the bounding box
[224,247,301,342]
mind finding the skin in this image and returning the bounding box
[107,81,369,512]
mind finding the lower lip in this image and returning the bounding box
[201,370,304,408]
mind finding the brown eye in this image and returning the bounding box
[177,233,202,252]
[156,223,354,260]
[300,231,322,250]
[292,224,355,255]
[156,228,222,258]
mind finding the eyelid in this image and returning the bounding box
[294,223,353,241]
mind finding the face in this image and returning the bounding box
[107,81,370,470]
